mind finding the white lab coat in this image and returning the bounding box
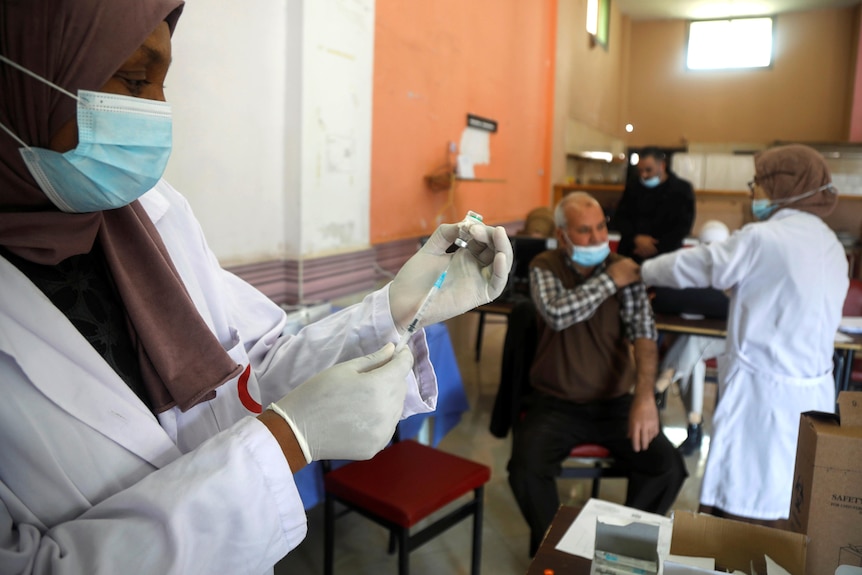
[0,180,437,574]
[642,209,847,519]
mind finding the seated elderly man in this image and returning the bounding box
[507,192,687,556]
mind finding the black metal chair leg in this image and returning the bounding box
[471,487,484,575]
[475,311,486,361]
[324,495,335,575]
[398,527,409,575]
[388,530,397,554]
[591,463,602,498]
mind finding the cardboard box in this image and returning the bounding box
[669,511,807,574]
[790,391,862,575]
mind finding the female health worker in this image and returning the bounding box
[641,144,847,526]
[0,1,512,573]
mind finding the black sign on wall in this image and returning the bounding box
[467,114,497,133]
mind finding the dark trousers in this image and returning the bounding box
[507,392,687,556]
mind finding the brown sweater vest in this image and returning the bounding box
[529,250,636,403]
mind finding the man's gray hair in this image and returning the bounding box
[553,192,600,228]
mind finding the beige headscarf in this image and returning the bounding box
[0,0,242,413]
[753,144,838,218]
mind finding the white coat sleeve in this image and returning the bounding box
[0,417,302,575]
[151,182,437,420]
[641,225,760,292]
[221,271,437,419]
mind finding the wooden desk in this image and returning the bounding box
[526,506,591,575]
[653,313,862,394]
[653,313,727,339]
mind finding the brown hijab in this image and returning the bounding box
[753,144,838,218]
[0,0,241,412]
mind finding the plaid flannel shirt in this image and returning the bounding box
[529,257,657,342]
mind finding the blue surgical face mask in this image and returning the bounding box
[561,225,611,267]
[569,240,611,267]
[751,183,835,221]
[641,175,661,188]
[0,55,172,213]
[751,198,776,221]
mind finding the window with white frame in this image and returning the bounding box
[686,17,773,70]
[586,0,610,49]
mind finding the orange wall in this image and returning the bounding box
[370,0,557,244]
[625,8,855,147]
[850,7,862,141]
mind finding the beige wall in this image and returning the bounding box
[625,7,856,148]
[551,0,631,194]
[548,3,862,262]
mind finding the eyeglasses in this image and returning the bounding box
[747,174,768,194]
[748,172,782,193]
[747,179,756,193]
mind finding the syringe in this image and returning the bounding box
[395,265,449,352]
[396,209,482,351]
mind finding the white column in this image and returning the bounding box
[164,0,375,268]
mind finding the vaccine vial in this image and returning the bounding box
[449,210,484,252]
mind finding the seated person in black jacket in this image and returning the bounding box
[507,192,687,556]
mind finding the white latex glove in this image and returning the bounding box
[267,343,412,462]
[389,222,512,331]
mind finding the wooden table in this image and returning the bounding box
[526,506,591,575]
[469,303,862,391]
[652,313,727,339]
[653,313,862,394]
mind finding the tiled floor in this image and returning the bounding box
[276,311,717,574]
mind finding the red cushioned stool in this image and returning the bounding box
[323,439,490,575]
[559,443,627,498]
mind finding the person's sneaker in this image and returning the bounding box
[678,423,703,456]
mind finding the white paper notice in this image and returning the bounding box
[459,127,490,165]
[456,155,475,179]
[555,498,673,560]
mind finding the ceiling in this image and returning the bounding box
[614,0,861,21]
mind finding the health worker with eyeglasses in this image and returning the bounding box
[0,1,513,573]
[641,144,847,528]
